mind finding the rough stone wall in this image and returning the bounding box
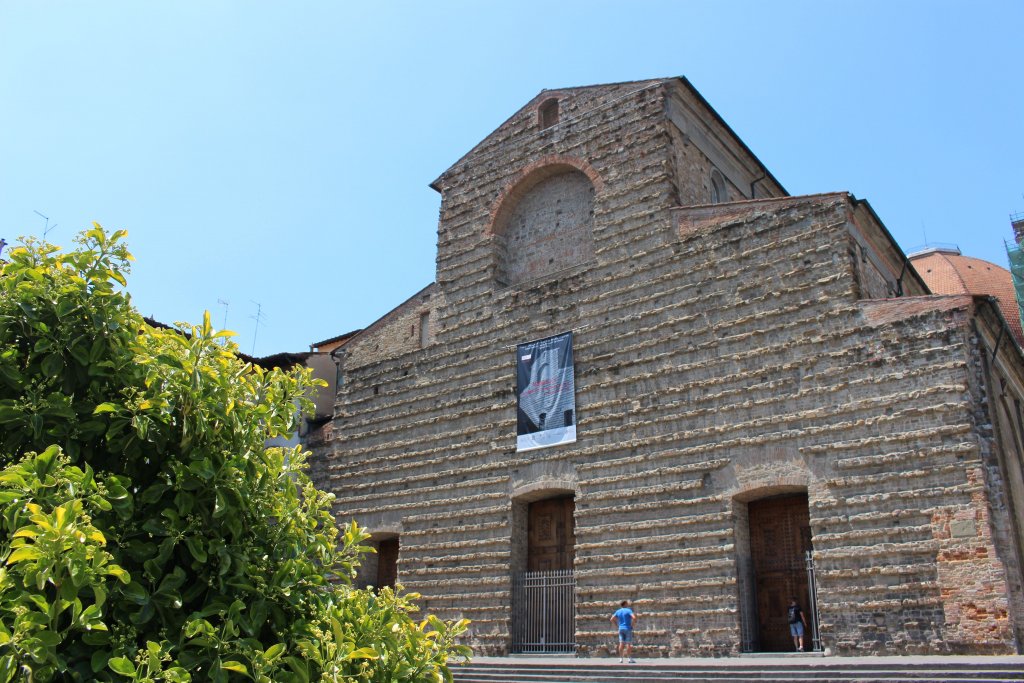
[495,170,595,286]
[431,79,674,322]
[970,310,1024,649]
[668,134,754,206]
[668,123,732,206]
[341,284,442,371]
[664,85,786,205]
[325,198,1020,656]
[850,239,896,299]
[818,299,1006,654]
[314,79,1023,657]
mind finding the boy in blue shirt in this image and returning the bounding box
[610,600,638,663]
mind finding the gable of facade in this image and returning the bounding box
[311,77,1024,657]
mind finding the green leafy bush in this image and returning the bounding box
[0,227,469,681]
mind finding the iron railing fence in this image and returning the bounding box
[511,570,575,654]
[805,550,822,652]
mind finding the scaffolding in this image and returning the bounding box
[1012,211,1024,243]
[1006,214,1024,336]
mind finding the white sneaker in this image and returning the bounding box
[628,658,636,663]
[618,658,623,663]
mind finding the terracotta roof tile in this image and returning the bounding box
[910,250,1023,346]
[310,328,362,351]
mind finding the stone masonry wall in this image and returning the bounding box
[970,310,1024,649]
[315,79,1021,657]
[822,298,1011,654]
[668,122,738,206]
[341,284,443,372]
[495,169,595,286]
[323,194,1017,656]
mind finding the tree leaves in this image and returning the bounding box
[1,227,470,681]
[0,449,129,677]
[108,657,135,676]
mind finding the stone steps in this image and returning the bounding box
[450,658,1024,683]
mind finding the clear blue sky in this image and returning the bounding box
[2,1,1022,356]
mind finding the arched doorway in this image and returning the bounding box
[510,494,576,653]
[737,492,817,652]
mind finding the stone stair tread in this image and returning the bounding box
[455,678,1020,683]
[452,660,1024,683]
[457,664,1023,668]
[456,673,1021,676]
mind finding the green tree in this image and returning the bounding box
[0,227,469,682]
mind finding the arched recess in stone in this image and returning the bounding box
[732,483,808,504]
[509,481,576,576]
[507,481,577,654]
[511,480,577,504]
[490,158,599,287]
[731,484,815,653]
[538,97,560,129]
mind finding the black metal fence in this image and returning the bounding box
[805,550,822,652]
[511,570,576,653]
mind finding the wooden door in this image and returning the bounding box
[527,497,575,571]
[515,496,575,653]
[749,494,812,652]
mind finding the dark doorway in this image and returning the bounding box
[748,493,813,652]
[528,496,575,571]
[376,537,399,590]
[511,495,576,653]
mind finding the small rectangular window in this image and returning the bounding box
[419,312,430,347]
[539,98,559,129]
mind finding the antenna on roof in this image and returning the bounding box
[249,301,267,356]
[33,210,57,240]
[217,299,230,346]
[921,219,928,248]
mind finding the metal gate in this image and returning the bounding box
[805,550,822,652]
[511,570,575,653]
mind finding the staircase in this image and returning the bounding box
[450,656,1024,683]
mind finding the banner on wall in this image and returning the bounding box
[516,332,576,452]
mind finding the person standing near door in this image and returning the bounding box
[610,600,638,663]
[787,597,809,651]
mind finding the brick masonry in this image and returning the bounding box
[312,78,1024,657]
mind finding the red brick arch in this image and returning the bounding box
[488,155,603,237]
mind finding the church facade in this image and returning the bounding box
[309,77,1024,656]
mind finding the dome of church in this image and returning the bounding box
[909,246,1023,346]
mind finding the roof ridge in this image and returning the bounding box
[539,77,672,93]
[937,250,971,295]
[672,191,849,211]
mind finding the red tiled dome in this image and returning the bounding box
[910,248,1023,346]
